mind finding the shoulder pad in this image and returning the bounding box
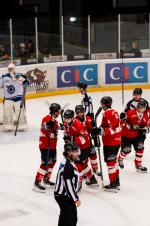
[2,73,10,78]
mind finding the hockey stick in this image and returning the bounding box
[14,85,26,136]
[44,100,70,124]
[44,100,51,107]
[94,106,104,188]
[60,103,70,124]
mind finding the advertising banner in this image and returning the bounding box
[105,62,148,84]
[57,64,98,88]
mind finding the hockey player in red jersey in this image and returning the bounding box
[33,103,61,192]
[93,96,121,192]
[74,105,101,176]
[118,101,149,172]
[63,109,98,189]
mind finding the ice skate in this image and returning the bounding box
[85,175,99,186]
[43,178,55,187]
[136,165,147,173]
[32,181,46,193]
[104,182,118,193]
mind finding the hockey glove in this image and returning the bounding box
[132,124,141,130]
[141,127,150,135]
[63,134,73,143]
[59,123,65,130]
[45,120,54,130]
[120,112,126,121]
[91,127,104,135]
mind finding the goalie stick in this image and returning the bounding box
[94,106,104,189]
[14,86,26,136]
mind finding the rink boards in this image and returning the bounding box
[0,57,150,102]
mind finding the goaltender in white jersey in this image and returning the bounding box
[0,63,28,131]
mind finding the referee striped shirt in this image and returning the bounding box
[54,158,79,202]
[81,92,93,115]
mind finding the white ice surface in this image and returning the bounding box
[0,89,150,226]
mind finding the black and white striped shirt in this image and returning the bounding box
[81,92,93,115]
[125,98,149,112]
[54,158,79,202]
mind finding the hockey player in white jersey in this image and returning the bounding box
[0,63,28,131]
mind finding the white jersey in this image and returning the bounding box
[0,73,24,101]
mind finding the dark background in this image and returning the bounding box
[1,0,150,18]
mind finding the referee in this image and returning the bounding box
[77,82,94,118]
[54,141,81,226]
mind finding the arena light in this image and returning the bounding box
[69,17,77,22]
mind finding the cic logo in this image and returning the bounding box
[106,62,148,84]
[57,64,98,87]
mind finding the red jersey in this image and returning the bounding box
[65,118,91,149]
[74,115,93,135]
[101,108,121,146]
[122,109,149,138]
[39,114,58,150]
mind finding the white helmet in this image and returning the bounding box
[7,63,15,69]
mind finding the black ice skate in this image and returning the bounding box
[32,181,46,193]
[136,165,148,173]
[85,175,99,186]
[43,178,55,187]
[104,182,118,193]
[118,158,124,169]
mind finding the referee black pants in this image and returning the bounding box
[54,195,77,226]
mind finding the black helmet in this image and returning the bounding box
[77,82,87,90]
[64,109,74,119]
[75,105,85,114]
[100,96,112,106]
[49,103,61,114]
[64,141,78,153]
[137,101,146,109]
[133,88,142,95]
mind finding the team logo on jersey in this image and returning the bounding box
[25,68,49,91]
[6,85,15,94]
[57,64,98,87]
[106,62,147,84]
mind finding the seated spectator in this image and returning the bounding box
[18,42,27,58]
[8,43,19,59]
[26,39,35,58]
[130,40,142,57]
[0,44,10,60]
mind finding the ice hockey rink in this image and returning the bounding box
[0,89,150,226]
